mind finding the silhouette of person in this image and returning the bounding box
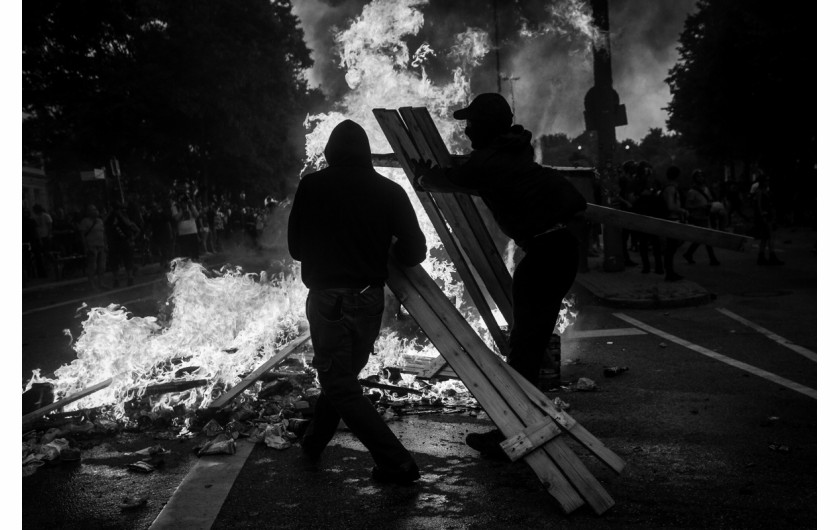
[412,92,587,458]
[662,166,688,281]
[78,204,107,290]
[105,202,140,287]
[288,119,427,484]
[683,169,721,266]
[631,162,664,274]
[751,173,783,265]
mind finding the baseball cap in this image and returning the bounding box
[453,93,513,127]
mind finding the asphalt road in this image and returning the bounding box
[21,226,818,529]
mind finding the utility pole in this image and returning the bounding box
[584,0,627,272]
[493,0,502,93]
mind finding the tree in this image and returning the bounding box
[23,0,318,206]
[665,0,813,172]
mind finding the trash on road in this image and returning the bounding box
[196,433,236,456]
[119,496,148,511]
[575,377,598,391]
[603,366,629,378]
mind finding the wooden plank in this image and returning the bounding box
[390,258,616,514]
[403,107,515,324]
[504,363,626,475]
[501,415,564,461]
[375,108,510,360]
[22,377,114,427]
[584,203,749,251]
[386,259,587,514]
[207,332,310,411]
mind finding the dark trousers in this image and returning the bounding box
[638,233,663,273]
[684,217,718,263]
[302,287,414,471]
[509,229,579,386]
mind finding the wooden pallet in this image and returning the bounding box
[375,107,624,514]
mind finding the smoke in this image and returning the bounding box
[291,0,697,141]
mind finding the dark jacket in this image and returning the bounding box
[442,125,586,245]
[288,120,426,289]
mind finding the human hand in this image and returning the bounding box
[409,159,435,190]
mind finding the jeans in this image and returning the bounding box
[302,286,415,471]
[509,229,579,385]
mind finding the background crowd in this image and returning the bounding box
[22,181,282,290]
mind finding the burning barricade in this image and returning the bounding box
[22,259,478,477]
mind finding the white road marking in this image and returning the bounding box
[613,313,816,400]
[22,279,162,316]
[149,440,256,529]
[562,328,647,340]
[716,308,816,362]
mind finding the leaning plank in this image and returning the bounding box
[22,377,114,427]
[584,204,750,251]
[408,107,515,322]
[504,363,626,475]
[141,379,210,396]
[396,108,511,355]
[501,415,564,461]
[386,259,587,514]
[374,108,510,364]
[207,332,311,411]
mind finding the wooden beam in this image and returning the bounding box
[405,107,516,323]
[386,259,589,514]
[207,332,311,411]
[501,415,564,461]
[23,377,114,427]
[374,109,511,369]
[388,257,616,514]
[584,204,750,251]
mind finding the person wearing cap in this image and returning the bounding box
[288,119,427,484]
[412,92,587,459]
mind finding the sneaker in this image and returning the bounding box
[371,460,420,485]
[465,429,507,461]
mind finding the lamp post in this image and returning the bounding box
[584,0,627,272]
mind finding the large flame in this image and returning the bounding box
[25,0,583,420]
[26,260,308,418]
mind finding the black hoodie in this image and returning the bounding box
[288,120,427,289]
[443,125,586,245]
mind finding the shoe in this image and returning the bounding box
[465,429,507,461]
[757,255,768,266]
[664,273,683,282]
[768,254,784,266]
[683,253,695,264]
[371,460,420,485]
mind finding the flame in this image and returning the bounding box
[26,260,308,419]
[25,0,582,422]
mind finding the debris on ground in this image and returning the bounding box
[119,495,148,511]
[768,443,790,453]
[195,433,237,456]
[574,377,598,391]
[553,398,571,411]
[603,366,629,378]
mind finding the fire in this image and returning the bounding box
[26,260,308,419]
[25,0,584,421]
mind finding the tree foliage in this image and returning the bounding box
[665,0,813,166]
[23,0,318,203]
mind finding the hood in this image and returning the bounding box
[324,119,373,168]
[490,124,533,152]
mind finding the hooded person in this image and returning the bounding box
[412,93,587,459]
[288,119,427,484]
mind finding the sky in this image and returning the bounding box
[290,0,697,142]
